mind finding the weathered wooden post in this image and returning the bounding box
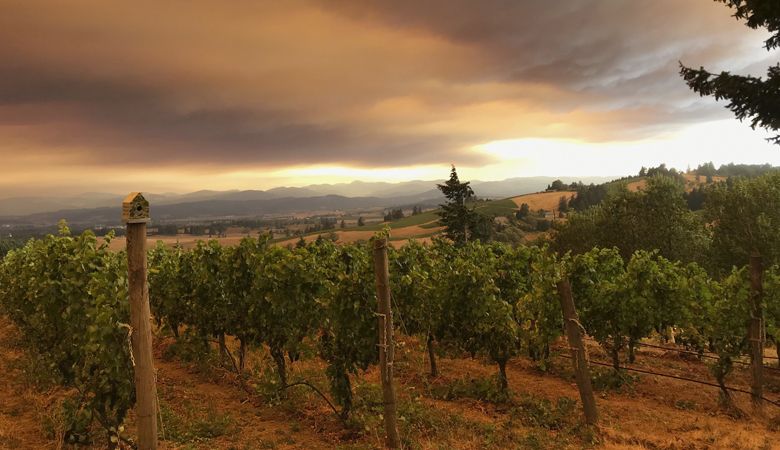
[123,192,158,449]
[372,237,401,449]
[557,278,598,425]
[749,252,764,409]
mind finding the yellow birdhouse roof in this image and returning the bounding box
[122,192,150,223]
[123,192,145,204]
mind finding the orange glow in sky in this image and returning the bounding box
[0,1,778,197]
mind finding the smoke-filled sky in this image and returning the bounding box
[2,0,780,197]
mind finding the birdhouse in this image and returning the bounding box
[122,192,151,224]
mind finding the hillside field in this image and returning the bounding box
[627,173,727,193]
[510,191,573,212]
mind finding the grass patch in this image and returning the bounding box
[38,398,69,443]
[397,398,522,449]
[342,380,515,448]
[250,359,286,405]
[358,211,440,231]
[359,197,521,233]
[590,367,638,392]
[251,363,336,422]
[427,375,511,404]
[10,350,65,389]
[510,395,577,430]
[674,399,697,411]
[474,198,518,216]
[162,333,218,374]
[418,220,442,229]
[509,394,599,449]
[159,400,235,444]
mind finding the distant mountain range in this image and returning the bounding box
[0,176,614,226]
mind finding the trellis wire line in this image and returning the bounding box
[580,336,780,368]
[635,340,780,361]
[554,353,780,408]
[624,340,780,372]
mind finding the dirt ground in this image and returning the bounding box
[3,311,780,449]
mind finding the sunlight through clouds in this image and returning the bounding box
[469,120,780,180]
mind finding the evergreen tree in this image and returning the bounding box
[697,161,717,177]
[546,179,565,191]
[558,195,569,213]
[568,183,609,211]
[684,186,707,211]
[517,203,531,218]
[680,1,780,144]
[437,165,477,245]
[357,216,365,227]
[383,208,405,221]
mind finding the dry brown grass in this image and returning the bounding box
[510,191,574,212]
[628,173,728,193]
[0,319,72,450]
[4,307,780,449]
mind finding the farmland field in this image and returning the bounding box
[106,221,447,251]
[510,191,573,212]
[104,192,564,253]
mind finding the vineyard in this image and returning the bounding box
[2,221,780,448]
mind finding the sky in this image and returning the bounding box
[1,0,780,197]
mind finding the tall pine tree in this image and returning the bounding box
[437,165,477,245]
[680,1,780,143]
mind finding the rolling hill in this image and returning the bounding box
[0,176,614,225]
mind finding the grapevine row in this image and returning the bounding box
[1,229,779,441]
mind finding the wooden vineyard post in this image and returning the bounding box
[123,193,158,449]
[749,252,764,409]
[556,278,598,425]
[372,237,401,449]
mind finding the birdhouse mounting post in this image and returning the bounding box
[123,192,158,449]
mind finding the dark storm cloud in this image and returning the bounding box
[0,59,477,167]
[0,0,771,171]
[320,0,768,101]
